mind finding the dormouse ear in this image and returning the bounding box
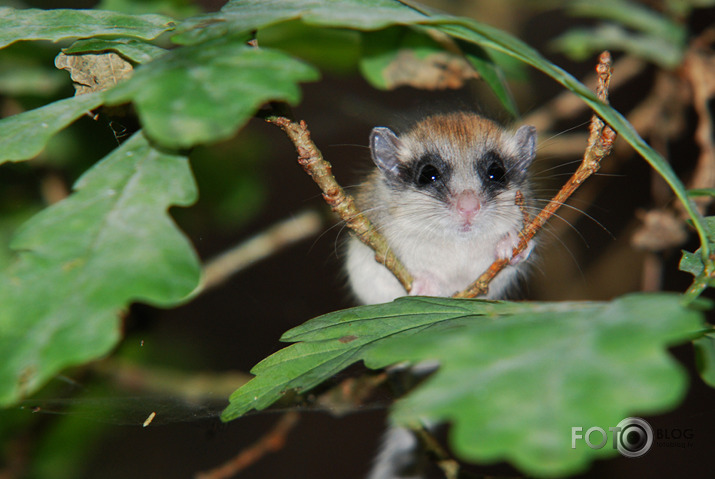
[370,127,402,178]
[514,125,536,171]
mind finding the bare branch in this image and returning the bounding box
[265,115,414,292]
[195,411,300,479]
[92,359,250,403]
[201,209,324,293]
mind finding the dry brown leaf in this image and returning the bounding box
[55,52,133,95]
[631,208,688,252]
[382,50,479,90]
[683,39,715,210]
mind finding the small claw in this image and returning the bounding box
[496,231,534,265]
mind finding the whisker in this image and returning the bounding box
[528,199,614,239]
[529,225,586,278]
[528,190,608,212]
[535,121,591,152]
[531,171,625,180]
[499,203,591,246]
[327,144,370,149]
[531,158,584,176]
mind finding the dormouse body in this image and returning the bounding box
[346,111,536,304]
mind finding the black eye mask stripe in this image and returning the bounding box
[397,152,452,200]
[478,150,517,197]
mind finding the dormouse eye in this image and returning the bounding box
[417,164,442,185]
[483,153,507,187]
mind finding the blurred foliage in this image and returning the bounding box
[694,332,715,388]
[0,46,66,98]
[258,21,362,75]
[0,132,201,406]
[96,0,202,19]
[680,213,715,299]
[549,0,710,69]
[0,7,174,49]
[184,126,271,232]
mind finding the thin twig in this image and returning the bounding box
[195,411,300,479]
[454,51,617,299]
[515,190,530,226]
[92,359,250,403]
[201,209,324,292]
[315,371,389,416]
[264,115,414,292]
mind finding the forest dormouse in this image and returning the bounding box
[346,111,536,304]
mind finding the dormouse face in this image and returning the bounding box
[369,112,536,237]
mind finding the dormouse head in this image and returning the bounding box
[369,112,536,236]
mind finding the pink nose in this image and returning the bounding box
[455,190,481,219]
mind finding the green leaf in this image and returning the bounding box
[172,0,430,45]
[0,53,66,96]
[29,399,107,479]
[63,38,167,64]
[680,216,715,298]
[222,294,702,476]
[0,8,176,50]
[566,0,686,46]
[0,131,200,407]
[687,188,715,198]
[0,93,105,164]
[176,0,513,116]
[223,0,427,28]
[458,39,518,117]
[667,0,715,15]
[176,0,517,115]
[222,297,460,420]
[0,210,40,270]
[105,35,319,149]
[551,25,683,69]
[365,295,700,476]
[186,130,271,230]
[693,332,715,388]
[257,21,362,75]
[96,0,202,19]
[680,249,705,277]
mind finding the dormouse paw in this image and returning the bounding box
[496,231,534,265]
[410,273,444,297]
